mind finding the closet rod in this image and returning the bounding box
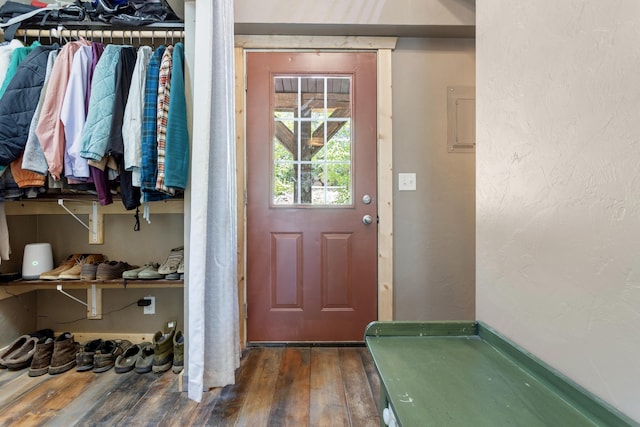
[14,28,184,42]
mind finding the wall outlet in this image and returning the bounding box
[143,296,155,315]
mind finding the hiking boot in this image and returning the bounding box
[40,253,84,280]
[152,320,176,373]
[49,332,80,375]
[172,330,184,374]
[158,246,183,275]
[96,261,136,280]
[93,340,132,373]
[76,339,103,371]
[3,336,38,370]
[29,337,55,377]
[59,254,106,280]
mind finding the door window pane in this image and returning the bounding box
[272,76,352,206]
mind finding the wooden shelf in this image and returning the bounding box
[4,198,183,216]
[0,279,183,302]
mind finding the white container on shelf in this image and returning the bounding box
[22,243,53,280]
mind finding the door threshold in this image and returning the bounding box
[246,341,365,348]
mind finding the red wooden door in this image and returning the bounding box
[246,52,377,342]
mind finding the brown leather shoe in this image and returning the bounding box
[29,337,54,377]
[49,332,80,375]
[59,254,106,280]
[76,339,103,371]
[94,340,132,373]
[96,261,136,280]
[39,254,84,280]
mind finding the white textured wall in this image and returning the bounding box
[477,1,640,421]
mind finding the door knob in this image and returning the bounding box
[362,215,373,225]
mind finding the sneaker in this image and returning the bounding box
[29,337,55,377]
[124,263,158,280]
[93,340,132,373]
[158,246,183,275]
[177,259,184,274]
[76,339,104,371]
[96,261,136,280]
[172,330,184,374]
[49,332,80,375]
[59,254,106,280]
[39,253,84,280]
[152,320,176,373]
[137,263,163,280]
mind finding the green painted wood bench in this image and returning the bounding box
[365,321,637,427]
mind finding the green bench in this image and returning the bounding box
[365,321,637,427]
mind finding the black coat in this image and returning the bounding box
[0,44,58,166]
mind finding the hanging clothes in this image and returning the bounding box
[123,45,152,188]
[36,39,91,181]
[0,43,57,167]
[106,45,139,210]
[164,42,188,191]
[155,44,174,195]
[141,45,169,217]
[79,44,124,162]
[60,45,92,180]
[22,50,58,176]
[0,39,23,89]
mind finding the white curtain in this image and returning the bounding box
[187,0,239,402]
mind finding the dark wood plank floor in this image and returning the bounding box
[0,346,380,426]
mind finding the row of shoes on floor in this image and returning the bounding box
[0,320,183,377]
[37,246,184,281]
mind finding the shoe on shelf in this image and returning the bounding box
[172,330,184,374]
[135,343,155,374]
[76,338,104,372]
[39,253,84,280]
[152,320,177,373]
[158,246,183,275]
[29,337,55,377]
[59,254,106,280]
[115,341,151,374]
[124,263,157,280]
[177,259,184,274]
[94,339,132,373]
[49,332,80,375]
[96,261,136,280]
[3,336,38,370]
[137,263,163,280]
[80,261,104,281]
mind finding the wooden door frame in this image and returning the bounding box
[235,36,396,346]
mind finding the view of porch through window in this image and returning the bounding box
[272,75,353,206]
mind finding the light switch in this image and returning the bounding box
[398,173,416,191]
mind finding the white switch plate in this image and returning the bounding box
[398,173,416,191]
[144,296,155,315]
